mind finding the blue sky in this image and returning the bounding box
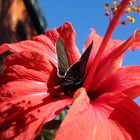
[39,0,140,105]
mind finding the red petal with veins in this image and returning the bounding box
[0,22,80,67]
[86,29,140,93]
[55,89,94,140]
[55,90,140,140]
[89,36,130,91]
[83,29,122,53]
[0,94,72,140]
[83,29,123,90]
[1,51,58,87]
[96,66,140,99]
[0,80,47,102]
[0,51,61,102]
[83,29,103,78]
[1,65,52,83]
[0,32,58,66]
[123,86,140,99]
[3,51,54,72]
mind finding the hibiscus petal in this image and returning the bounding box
[0,32,58,66]
[83,28,123,66]
[89,29,140,93]
[83,29,123,90]
[55,88,95,140]
[83,28,101,54]
[91,92,140,139]
[0,94,72,140]
[83,29,102,78]
[0,80,47,101]
[1,65,52,83]
[55,90,140,140]
[123,86,140,99]
[129,29,140,51]
[96,66,140,99]
[0,22,80,67]
[3,51,54,72]
[0,51,59,87]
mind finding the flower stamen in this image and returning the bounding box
[104,0,140,25]
[127,15,135,23]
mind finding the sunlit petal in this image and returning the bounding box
[96,66,140,99]
[55,91,140,140]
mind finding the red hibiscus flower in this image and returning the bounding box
[0,0,140,140]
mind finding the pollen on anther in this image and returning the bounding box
[113,1,118,7]
[127,16,135,23]
[112,7,118,13]
[104,0,140,25]
[125,7,131,13]
[104,3,109,10]
[137,8,140,13]
[129,1,133,6]
[132,6,137,12]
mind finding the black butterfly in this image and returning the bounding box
[56,38,93,95]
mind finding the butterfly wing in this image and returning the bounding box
[80,41,93,77]
[61,61,83,86]
[61,41,93,87]
[56,38,69,76]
